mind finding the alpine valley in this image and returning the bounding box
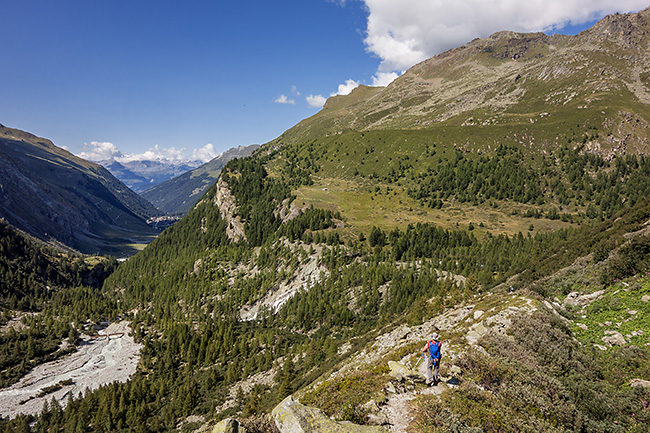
[2,7,650,433]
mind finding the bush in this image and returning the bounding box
[240,414,280,433]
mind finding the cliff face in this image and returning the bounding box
[213,177,246,242]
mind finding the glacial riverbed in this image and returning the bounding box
[0,321,142,419]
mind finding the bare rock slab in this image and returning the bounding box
[630,379,650,388]
[212,418,247,433]
[387,361,425,383]
[272,396,386,433]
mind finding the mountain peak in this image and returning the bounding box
[583,6,650,48]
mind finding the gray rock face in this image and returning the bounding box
[272,396,386,433]
[213,178,246,242]
[212,418,247,433]
[602,330,626,346]
[387,361,425,382]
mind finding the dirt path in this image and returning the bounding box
[383,382,447,433]
[0,321,142,419]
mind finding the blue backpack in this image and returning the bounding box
[428,340,441,359]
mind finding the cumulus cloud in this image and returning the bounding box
[361,0,649,72]
[78,141,215,164]
[332,79,359,96]
[192,143,220,163]
[79,141,123,161]
[274,94,296,105]
[371,71,400,87]
[119,145,188,163]
[306,94,327,108]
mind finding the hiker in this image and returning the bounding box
[422,332,442,386]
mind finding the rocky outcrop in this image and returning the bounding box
[212,418,247,433]
[213,178,246,242]
[276,198,302,223]
[272,396,386,433]
[387,361,425,383]
[630,379,650,388]
[240,244,328,321]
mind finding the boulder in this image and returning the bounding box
[366,413,389,426]
[602,331,626,346]
[630,379,650,388]
[466,322,489,345]
[449,365,462,376]
[387,361,425,382]
[212,418,247,433]
[361,400,380,413]
[272,396,386,433]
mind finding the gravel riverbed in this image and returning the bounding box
[0,321,142,419]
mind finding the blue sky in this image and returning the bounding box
[1,1,647,163]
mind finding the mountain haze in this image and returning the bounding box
[0,124,159,255]
[141,144,259,215]
[99,158,202,193]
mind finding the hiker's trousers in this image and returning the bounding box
[427,357,440,384]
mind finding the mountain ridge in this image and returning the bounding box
[273,6,650,158]
[0,124,159,255]
[4,7,650,433]
[98,158,202,193]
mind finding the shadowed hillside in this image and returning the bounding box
[0,124,159,255]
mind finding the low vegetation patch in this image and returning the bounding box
[301,368,388,424]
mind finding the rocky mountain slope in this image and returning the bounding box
[3,7,650,433]
[0,124,159,254]
[141,144,259,215]
[275,7,650,156]
[249,7,650,239]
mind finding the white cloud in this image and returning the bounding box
[291,85,301,96]
[361,0,649,72]
[192,143,220,163]
[78,141,215,164]
[371,71,400,87]
[119,145,188,163]
[78,141,123,161]
[274,94,296,105]
[306,94,327,108]
[332,79,359,96]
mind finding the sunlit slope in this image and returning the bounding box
[259,8,650,236]
[274,9,650,156]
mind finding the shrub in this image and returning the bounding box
[301,371,388,423]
